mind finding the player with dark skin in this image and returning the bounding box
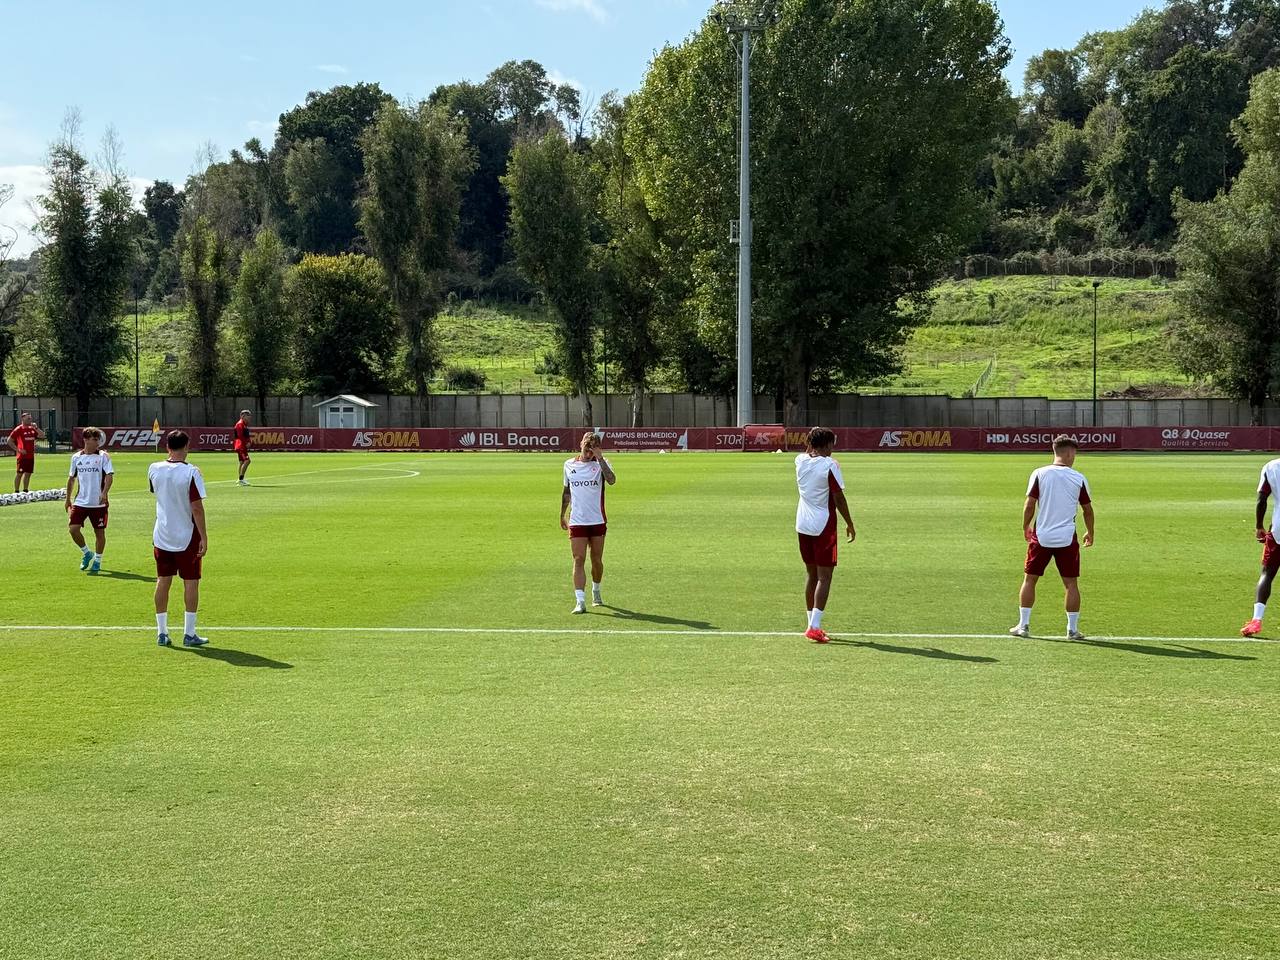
[1253,487,1276,608]
[802,434,856,619]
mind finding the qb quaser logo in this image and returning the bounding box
[879,430,952,449]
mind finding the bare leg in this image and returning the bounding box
[1019,574,1039,609]
[239,459,250,481]
[1062,577,1080,614]
[571,538,588,591]
[588,537,605,585]
[93,528,106,555]
[183,578,200,614]
[21,471,30,492]
[69,524,87,549]
[1257,567,1277,605]
[155,576,173,614]
[814,565,835,612]
[804,563,819,610]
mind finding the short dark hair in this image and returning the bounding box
[1052,434,1079,453]
[166,430,190,450]
[82,427,102,441]
[807,426,836,449]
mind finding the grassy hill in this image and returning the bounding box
[9,276,1199,400]
[877,275,1195,397]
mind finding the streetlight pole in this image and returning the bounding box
[719,1,777,428]
[1092,280,1101,428]
[134,293,141,427]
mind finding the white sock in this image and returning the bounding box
[806,609,813,628]
[809,608,824,630]
[80,544,91,555]
[184,612,197,637]
[592,582,602,594]
[156,613,168,637]
[1067,612,1080,633]
[93,553,101,562]
[575,589,585,603]
[1019,607,1032,628]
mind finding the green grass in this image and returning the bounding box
[1,451,1276,959]
[877,276,1195,398]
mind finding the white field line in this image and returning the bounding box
[89,462,427,499]
[0,625,1271,644]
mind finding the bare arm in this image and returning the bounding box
[100,471,113,505]
[560,484,571,530]
[1023,497,1037,539]
[1258,491,1269,541]
[1081,502,1095,547]
[832,487,856,542]
[191,500,208,557]
[65,475,75,510]
[600,458,616,485]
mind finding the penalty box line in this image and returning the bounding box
[0,625,1272,645]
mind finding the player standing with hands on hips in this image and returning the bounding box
[149,431,210,648]
[561,432,616,614]
[795,427,856,643]
[8,411,46,493]
[1010,435,1095,640]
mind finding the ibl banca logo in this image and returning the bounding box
[458,431,477,447]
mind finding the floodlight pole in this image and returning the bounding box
[735,26,753,428]
[1092,281,1101,427]
[134,294,141,427]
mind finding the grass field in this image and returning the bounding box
[1,451,1277,960]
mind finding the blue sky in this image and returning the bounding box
[1,0,1156,255]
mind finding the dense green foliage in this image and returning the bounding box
[1,450,1277,958]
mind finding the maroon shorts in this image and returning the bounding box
[236,446,251,463]
[16,455,33,473]
[155,532,203,580]
[1025,535,1081,578]
[569,523,607,539]
[799,516,839,568]
[69,505,108,529]
[1262,533,1280,575]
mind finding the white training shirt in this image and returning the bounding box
[795,454,845,536]
[564,458,608,526]
[68,451,113,508]
[1258,458,1280,536]
[148,459,207,552]
[1027,464,1092,548]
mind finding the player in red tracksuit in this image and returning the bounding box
[7,411,46,493]
[234,410,252,486]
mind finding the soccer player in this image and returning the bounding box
[7,411,46,493]
[1240,455,1280,637]
[1010,435,1095,640]
[65,427,113,574]
[233,409,252,485]
[560,432,616,614]
[149,430,210,648]
[795,427,856,643]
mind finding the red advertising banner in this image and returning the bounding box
[77,426,1280,453]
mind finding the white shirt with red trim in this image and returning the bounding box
[69,451,113,507]
[1027,464,1091,548]
[795,454,845,536]
[1257,458,1280,536]
[564,458,608,526]
[149,459,207,551]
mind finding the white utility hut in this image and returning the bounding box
[313,395,378,429]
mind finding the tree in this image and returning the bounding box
[180,215,233,422]
[277,83,393,253]
[0,185,29,394]
[359,101,474,408]
[628,0,1011,422]
[1025,49,1090,124]
[31,120,136,421]
[143,180,184,250]
[504,133,599,425]
[287,254,398,394]
[231,229,291,419]
[1175,66,1280,421]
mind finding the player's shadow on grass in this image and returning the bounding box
[173,646,293,669]
[826,638,998,663]
[1045,638,1255,661]
[598,606,716,630]
[97,570,154,583]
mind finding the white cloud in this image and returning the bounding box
[246,119,278,138]
[315,64,350,74]
[547,69,585,93]
[0,166,154,258]
[535,0,608,23]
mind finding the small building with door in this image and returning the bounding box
[313,395,378,429]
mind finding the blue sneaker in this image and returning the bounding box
[79,551,92,571]
[88,559,100,574]
[182,634,209,647]
[157,634,172,647]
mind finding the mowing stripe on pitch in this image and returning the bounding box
[0,625,1272,644]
